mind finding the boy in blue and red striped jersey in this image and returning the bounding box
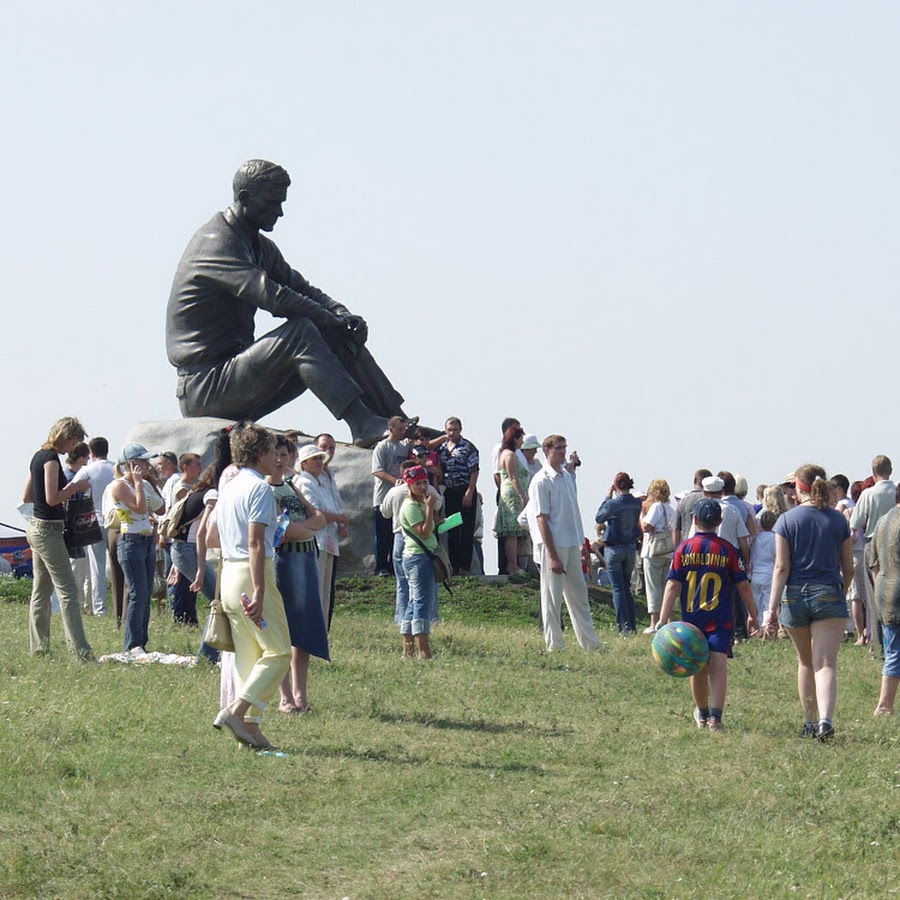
[660,499,759,732]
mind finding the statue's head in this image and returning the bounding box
[232,160,292,232]
[232,159,291,200]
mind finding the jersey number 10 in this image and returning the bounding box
[685,571,723,612]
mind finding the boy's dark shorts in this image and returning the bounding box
[685,613,734,659]
[705,626,734,658]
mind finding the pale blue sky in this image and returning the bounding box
[3,3,898,558]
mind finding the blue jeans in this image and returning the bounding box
[393,532,409,625]
[171,540,217,625]
[119,533,156,651]
[401,552,434,635]
[394,533,440,626]
[882,624,900,678]
[605,544,637,634]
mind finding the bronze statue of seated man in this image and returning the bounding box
[165,159,408,446]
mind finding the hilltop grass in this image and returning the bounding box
[0,575,896,899]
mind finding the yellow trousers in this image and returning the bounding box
[221,557,291,721]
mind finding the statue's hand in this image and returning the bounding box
[342,314,368,345]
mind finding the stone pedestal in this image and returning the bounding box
[127,420,377,576]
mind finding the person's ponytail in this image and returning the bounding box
[795,463,829,510]
[809,478,831,510]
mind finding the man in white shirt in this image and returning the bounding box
[81,437,116,615]
[850,454,896,653]
[371,417,411,575]
[850,455,896,541]
[529,434,602,652]
[155,452,182,509]
[719,470,757,539]
[691,476,750,569]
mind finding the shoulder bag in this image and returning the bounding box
[647,504,675,558]
[401,526,453,593]
[64,494,103,554]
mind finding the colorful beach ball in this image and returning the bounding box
[651,621,710,678]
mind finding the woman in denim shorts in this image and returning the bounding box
[767,464,853,741]
[869,485,900,716]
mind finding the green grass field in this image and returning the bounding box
[0,575,896,899]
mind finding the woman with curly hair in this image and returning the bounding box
[212,423,291,750]
[639,478,676,633]
[761,484,788,519]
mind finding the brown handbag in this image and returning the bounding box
[204,555,235,652]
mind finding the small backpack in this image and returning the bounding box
[157,492,201,540]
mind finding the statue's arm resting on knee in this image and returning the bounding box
[283,263,367,345]
[228,239,368,345]
[197,246,341,333]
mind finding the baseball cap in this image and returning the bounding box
[694,498,723,526]
[119,443,155,464]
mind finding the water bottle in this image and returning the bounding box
[241,592,267,629]
[273,508,290,548]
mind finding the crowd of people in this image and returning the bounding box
[370,419,898,738]
[19,415,899,750]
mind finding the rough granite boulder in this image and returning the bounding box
[127,419,377,575]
